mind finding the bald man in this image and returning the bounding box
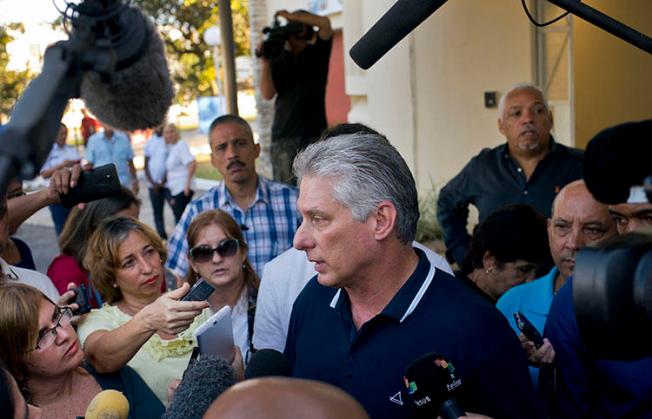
[497,180,616,387]
[204,377,370,419]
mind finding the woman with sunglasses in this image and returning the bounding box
[186,210,260,363]
[0,284,164,418]
[76,216,211,404]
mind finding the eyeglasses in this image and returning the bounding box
[189,238,240,263]
[32,306,73,351]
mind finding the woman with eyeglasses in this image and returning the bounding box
[185,210,260,363]
[0,284,163,418]
[76,216,211,404]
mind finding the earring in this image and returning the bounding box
[485,268,493,275]
[242,263,246,271]
[112,282,118,288]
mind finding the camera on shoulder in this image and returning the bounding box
[256,18,311,62]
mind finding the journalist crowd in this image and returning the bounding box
[1,14,652,417]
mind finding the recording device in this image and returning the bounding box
[71,284,92,316]
[181,279,215,302]
[574,119,652,360]
[256,18,313,62]
[245,349,292,379]
[194,305,234,359]
[349,0,650,70]
[163,355,235,419]
[82,389,129,419]
[59,164,122,208]
[513,311,544,349]
[403,353,465,419]
[0,0,173,195]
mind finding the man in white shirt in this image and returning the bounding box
[144,125,170,239]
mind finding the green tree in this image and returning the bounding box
[0,23,33,123]
[133,0,250,103]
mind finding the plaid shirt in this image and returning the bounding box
[166,176,300,279]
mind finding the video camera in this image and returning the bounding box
[573,119,652,360]
[255,18,313,62]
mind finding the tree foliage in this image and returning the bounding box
[133,0,250,103]
[0,23,33,123]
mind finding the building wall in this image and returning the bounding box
[572,0,652,148]
[326,30,351,125]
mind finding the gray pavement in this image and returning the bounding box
[14,173,217,274]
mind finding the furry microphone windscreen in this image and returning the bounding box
[80,10,174,131]
[163,356,236,419]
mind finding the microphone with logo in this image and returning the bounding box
[75,389,130,419]
[403,353,464,419]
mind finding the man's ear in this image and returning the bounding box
[254,142,261,159]
[373,201,398,241]
[482,250,497,271]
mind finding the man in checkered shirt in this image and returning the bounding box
[166,115,301,280]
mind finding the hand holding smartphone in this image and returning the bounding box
[513,311,544,349]
[181,279,215,302]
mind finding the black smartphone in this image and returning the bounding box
[72,284,92,316]
[513,311,544,349]
[59,164,122,208]
[181,279,215,302]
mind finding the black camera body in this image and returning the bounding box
[256,19,312,62]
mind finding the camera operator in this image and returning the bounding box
[257,9,333,185]
[543,120,652,418]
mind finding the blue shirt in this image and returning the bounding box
[497,267,558,387]
[85,131,135,185]
[437,139,583,265]
[285,249,541,419]
[166,176,300,278]
[544,278,652,418]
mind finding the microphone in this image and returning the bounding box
[583,119,652,205]
[244,349,292,379]
[349,0,449,69]
[403,353,464,419]
[163,355,236,419]
[84,389,130,419]
[74,0,174,131]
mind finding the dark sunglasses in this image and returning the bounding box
[189,238,240,263]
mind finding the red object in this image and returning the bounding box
[81,116,99,146]
[47,254,100,308]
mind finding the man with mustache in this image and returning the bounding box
[437,83,583,267]
[497,180,616,388]
[166,115,301,279]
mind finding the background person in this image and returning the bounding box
[0,284,164,418]
[437,83,583,266]
[144,124,170,240]
[456,203,552,304]
[163,123,196,223]
[47,187,140,307]
[185,210,259,363]
[84,122,139,193]
[77,217,210,404]
[258,9,333,184]
[39,123,81,235]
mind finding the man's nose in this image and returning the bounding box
[565,226,584,250]
[293,220,314,251]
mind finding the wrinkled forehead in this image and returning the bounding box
[209,123,253,146]
[553,190,611,223]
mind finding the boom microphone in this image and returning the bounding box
[349,0,449,69]
[163,355,236,419]
[73,0,174,131]
[84,389,130,419]
[403,353,464,419]
[244,349,292,379]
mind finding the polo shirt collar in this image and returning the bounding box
[329,248,435,323]
[217,175,270,209]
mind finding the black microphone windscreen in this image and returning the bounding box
[403,353,464,419]
[583,119,652,204]
[163,355,235,419]
[244,349,292,379]
[349,0,449,69]
[80,7,174,131]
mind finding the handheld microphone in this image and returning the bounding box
[403,353,464,419]
[73,0,174,131]
[84,389,130,419]
[163,355,236,419]
[349,0,450,69]
[244,349,292,379]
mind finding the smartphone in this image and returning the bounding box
[194,305,234,359]
[514,311,544,349]
[181,279,215,302]
[71,284,91,316]
[59,164,122,208]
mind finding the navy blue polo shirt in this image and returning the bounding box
[285,249,542,419]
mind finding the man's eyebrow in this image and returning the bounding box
[632,209,652,217]
[608,209,625,217]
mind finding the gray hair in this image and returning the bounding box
[498,82,549,119]
[293,133,419,244]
